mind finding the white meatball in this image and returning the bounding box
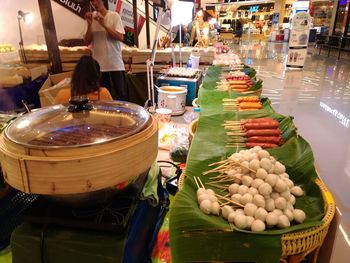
[279,172,289,179]
[286,203,294,211]
[249,172,257,179]
[284,209,294,222]
[273,209,283,216]
[211,202,221,215]
[249,159,260,171]
[253,194,266,208]
[228,211,237,223]
[268,164,275,174]
[209,195,218,203]
[251,219,266,232]
[200,199,212,214]
[289,195,296,205]
[235,209,245,215]
[244,203,258,217]
[270,192,280,200]
[238,185,249,195]
[293,209,306,223]
[260,158,272,171]
[206,188,216,196]
[198,194,210,203]
[241,161,251,174]
[277,215,291,229]
[242,152,251,162]
[274,161,286,175]
[231,194,242,203]
[282,178,294,188]
[230,153,241,161]
[291,186,304,196]
[246,216,255,228]
[233,173,242,184]
[258,149,270,159]
[256,168,268,180]
[251,146,262,153]
[227,169,240,177]
[196,188,207,198]
[265,173,278,187]
[275,197,287,210]
[280,191,291,201]
[265,198,275,212]
[266,212,279,226]
[221,205,234,219]
[242,176,253,187]
[240,193,253,205]
[249,153,259,161]
[274,179,288,193]
[269,156,276,164]
[259,183,273,196]
[251,178,264,189]
[254,207,268,222]
[228,183,240,195]
[234,214,248,229]
[248,187,258,196]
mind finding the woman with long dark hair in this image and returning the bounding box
[55,55,112,104]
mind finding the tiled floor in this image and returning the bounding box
[231,40,350,262]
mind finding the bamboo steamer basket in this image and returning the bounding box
[0,100,158,196]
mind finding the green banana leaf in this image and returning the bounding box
[203,66,262,93]
[169,66,324,263]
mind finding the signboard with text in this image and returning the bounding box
[286,12,311,69]
[115,0,145,46]
[53,0,90,18]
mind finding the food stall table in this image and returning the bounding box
[169,66,334,262]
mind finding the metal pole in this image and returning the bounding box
[132,0,139,47]
[17,17,27,64]
[145,0,150,48]
[179,25,182,67]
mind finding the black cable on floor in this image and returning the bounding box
[40,224,48,263]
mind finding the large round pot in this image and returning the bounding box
[0,99,158,197]
[157,86,187,115]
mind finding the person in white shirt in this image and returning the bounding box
[84,0,128,101]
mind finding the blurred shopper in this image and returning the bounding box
[235,20,243,44]
[55,55,112,104]
[84,0,128,101]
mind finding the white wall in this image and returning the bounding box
[0,0,165,49]
[0,0,86,48]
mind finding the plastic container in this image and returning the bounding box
[184,107,200,123]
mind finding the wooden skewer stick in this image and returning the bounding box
[230,159,256,174]
[208,159,229,167]
[225,121,243,123]
[220,201,232,207]
[196,176,205,189]
[226,132,246,136]
[210,174,230,181]
[205,182,229,190]
[211,178,235,184]
[204,164,234,173]
[193,176,201,189]
[215,194,244,208]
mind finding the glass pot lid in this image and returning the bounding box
[4,100,150,149]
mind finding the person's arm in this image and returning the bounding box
[84,12,93,45]
[96,13,124,42]
[100,23,124,41]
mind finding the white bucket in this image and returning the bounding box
[157,86,187,115]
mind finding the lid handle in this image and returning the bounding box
[68,97,93,112]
